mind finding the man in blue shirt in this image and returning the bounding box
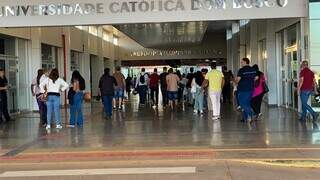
[236,58,257,123]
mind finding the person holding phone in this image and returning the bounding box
[0,68,11,123]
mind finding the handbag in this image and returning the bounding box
[67,87,75,105]
[39,79,49,102]
[263,81,269,94]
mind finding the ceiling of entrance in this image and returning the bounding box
[114,21,232,49]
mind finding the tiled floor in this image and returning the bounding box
[0,98,320,156]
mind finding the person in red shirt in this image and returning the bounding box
[149,68,160,108]
[298,60,319,122]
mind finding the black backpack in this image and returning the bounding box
[79,78,86,91]
[139,73,146,84]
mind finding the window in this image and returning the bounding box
[71,51,81,71]
[103,31,110,42]
[75,26,83,30]
[113,37,118,45]
[89,26,98,36]
[0,39,4,54]
[41,43,57,70]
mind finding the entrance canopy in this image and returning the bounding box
[0,0,307,27]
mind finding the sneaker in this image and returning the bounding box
[194,110,198,114]
[45,125,51,130]
[212,116,219,120]
[67,124,75,128]
[313,113,319,122]
[56,124,63,129]
[113,106,117,110]
[247,117,253,124]
[200,110,204,114]
[254,113,262,121]
[118,106,123,111]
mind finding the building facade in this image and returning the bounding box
[0,0,318,112]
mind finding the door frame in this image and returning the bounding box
[276,23,301,110]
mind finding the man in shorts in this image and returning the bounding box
[113,66,126,110]
[166,68,180,110]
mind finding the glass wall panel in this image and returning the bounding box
[309,0,320,109]
[41,43,58,71]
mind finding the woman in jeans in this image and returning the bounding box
[192,71,205,114]
[31,69,48,127]
[40,68,69,130]
[69,70,86,128]
[251,64,266,120]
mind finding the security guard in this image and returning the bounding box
[0,68,11,123]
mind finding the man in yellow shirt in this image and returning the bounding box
[203,62,225,121]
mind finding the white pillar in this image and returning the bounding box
[226,29,233,71]
[239,24,247,61]
[92,26,106,96]
[231,22,240,74]
[81,26,91,92]
[250,21,259,65]
[266,20,278,105]
[108,34,115,73]
[30,28,42,110]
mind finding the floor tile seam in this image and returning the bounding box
[4,153,320,161]
[18,146,320,155]
[2,158,320,164]
[230,159,320,168]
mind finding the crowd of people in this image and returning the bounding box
[98,59,271,123]
[16,57,317,129]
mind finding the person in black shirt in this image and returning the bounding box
[222,66,234,103]
[236,58,257,123]
[99,68,117,119]
[125,75,133,99]
[159,67,168,107]
[0,68,11,123]
[186,67,195,105]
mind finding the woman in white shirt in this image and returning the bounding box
[40,68,69,130]
[192,71,205,114]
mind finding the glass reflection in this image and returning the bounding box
[309,1,320,110]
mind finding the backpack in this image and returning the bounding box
[79,78,86,91]
[139,73,146,84]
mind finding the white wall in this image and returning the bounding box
[0,25,122,110]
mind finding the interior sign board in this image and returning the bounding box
[0,0,307,27]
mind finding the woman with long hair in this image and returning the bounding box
[68,70,86,128]
[31,69,48,126]
[192,71,205,114]
[251,64,267,120]
[176,70,184,103]
[40,68,69,130]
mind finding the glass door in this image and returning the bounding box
[279,24,300,109]
[0,55,19,113]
